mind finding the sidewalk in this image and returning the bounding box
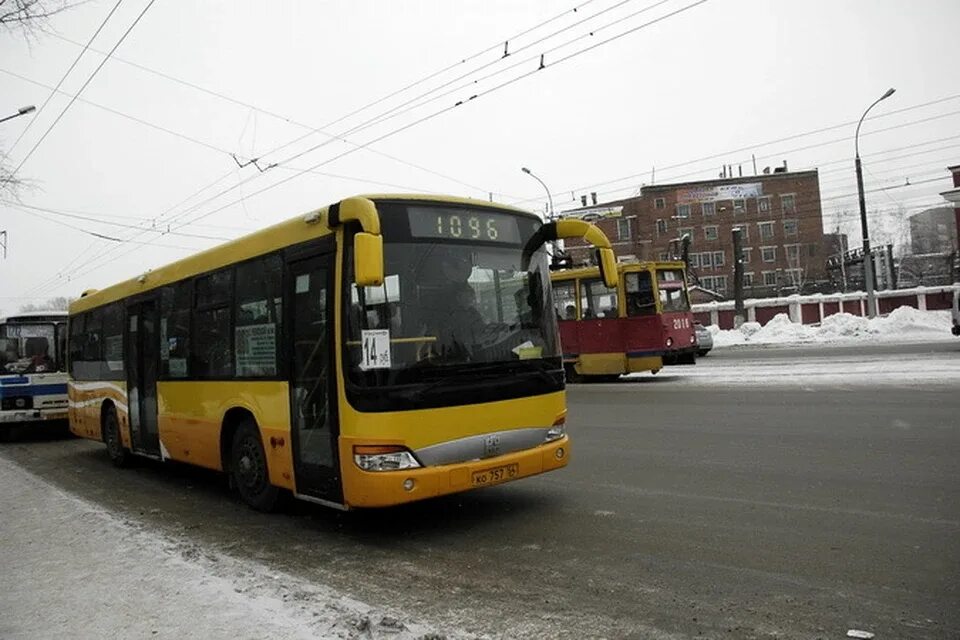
[0,456,464,640]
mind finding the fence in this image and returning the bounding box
[692,285,959,330]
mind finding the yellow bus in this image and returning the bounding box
[68,195,616,510]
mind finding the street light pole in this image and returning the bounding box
[855,87,895,318]
[0,105,37,125]
[521,167,554,221]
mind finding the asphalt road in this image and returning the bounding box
[2,341,958,639]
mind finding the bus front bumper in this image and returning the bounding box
[0,408,69,424]
[341,435,570,508]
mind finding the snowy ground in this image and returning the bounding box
[709,307,954,348]
[652,350,960,387]
[0,458,470,640]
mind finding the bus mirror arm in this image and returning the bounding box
[330,197,384,287]
[546,219,618,288]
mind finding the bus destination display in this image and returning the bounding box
[407,207,522,244]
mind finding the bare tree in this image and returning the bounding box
[0,0,75,34]
[19,296,73,312]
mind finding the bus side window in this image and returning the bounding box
[625,272,656,317]
[194,269,234,378]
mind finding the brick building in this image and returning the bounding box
[562,170,827,298]
[909,206,958,255]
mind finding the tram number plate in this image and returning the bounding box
[472,463,519,487]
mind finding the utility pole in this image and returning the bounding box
[732,227,745,327]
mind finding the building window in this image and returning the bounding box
[758,196,771,213]
[734,225,749,241]
[733,198,746,214]
[702,201,716,216]
[699,252,712,268]
[761,246,777,263]
[658,252,670,261]
[712,251,725,267]
[688,253,700,268]
[742,247,752,264]
[676,203,691,219]
[759,221,774,240]
[781,194,796,214]
[785,244,801,265]
[701,276,713,291]
[713,275,728,293]
[743,272,754,286]
[786,268,804,286]
[655,197,665,210]
[783,219,798,236]
[763,271,778,286]
[678,227,694,240]
[704,225,719,241]
[617,218,632,241]
[656,219,667,235]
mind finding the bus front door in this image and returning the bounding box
[288,254,342,504]
[126,299,160,456]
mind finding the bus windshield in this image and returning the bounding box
[0,323,59,374]
[344,204,559,397]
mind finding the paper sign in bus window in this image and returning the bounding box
[235,323,277,376]
[360,329,391,370]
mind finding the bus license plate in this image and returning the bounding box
[472,463,519,487]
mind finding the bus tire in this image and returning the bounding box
[230,419,278,512]
[103,407,130,468]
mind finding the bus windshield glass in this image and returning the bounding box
[344,203,559,391]
[0,323,59,373]
[657,268,690,312]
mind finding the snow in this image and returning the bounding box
[710,308,953,348]
[0,458,473,640]
[657,352,960,387]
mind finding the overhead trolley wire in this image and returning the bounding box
[10,0,159,176]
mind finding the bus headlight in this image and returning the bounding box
[545,415,566,442]
[353,445,421,471]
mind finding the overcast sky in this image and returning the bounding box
[1,0,958,315]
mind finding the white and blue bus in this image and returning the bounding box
[0,311,69,434]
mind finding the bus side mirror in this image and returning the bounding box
[354,232,384,287]
[549,219,618,288]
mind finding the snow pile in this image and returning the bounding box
[711,308,952,347]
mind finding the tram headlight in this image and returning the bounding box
[353,445,421,471]
[665,337,674,347]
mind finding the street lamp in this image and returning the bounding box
[521,167,554,221]
[855,87,895,318]
[0,105,37,125]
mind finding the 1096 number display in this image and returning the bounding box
[407,206,522,244]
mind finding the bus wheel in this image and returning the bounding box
[103,407,129,467]
[230,420,278,512]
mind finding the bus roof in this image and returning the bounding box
[70,194,538,314]
[550,260,686,281]
[0,310,69,322]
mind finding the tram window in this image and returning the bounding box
[625,272,657,317]
[552,280,577,320]
[581,278,617,319]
